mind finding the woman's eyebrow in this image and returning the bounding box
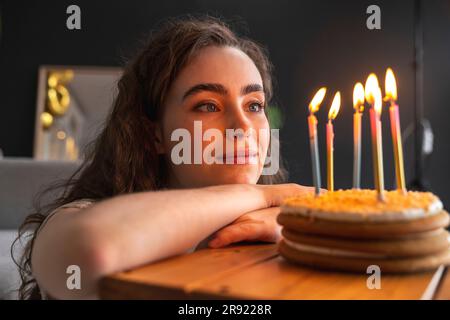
[182,83,227,100]
[241,83,264,96]
[182,83,264,101]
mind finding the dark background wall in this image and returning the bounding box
[0,0,449,206]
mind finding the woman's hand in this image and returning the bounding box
[259,183,315,207]
[207,183,316,248]
[208,206,282,248]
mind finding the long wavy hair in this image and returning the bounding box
[12,15,286,299]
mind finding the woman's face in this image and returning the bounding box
[160,46,270,188]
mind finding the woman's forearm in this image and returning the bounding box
[75,184,268,267]
[32,183,270,299]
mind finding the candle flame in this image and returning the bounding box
[328,91,341,120]
[353,82,365,112]
[308,87,327,114]
[384,67,397,102]
[364,73,379,105]
[374,86,383,116]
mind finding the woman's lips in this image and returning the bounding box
[217,149,259,164]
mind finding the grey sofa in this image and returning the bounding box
[0,157,81,299]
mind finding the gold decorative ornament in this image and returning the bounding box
[46,70,74,116]
[47,84,70,115]
[40,111,53,130]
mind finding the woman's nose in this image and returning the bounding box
[225,102,252,132]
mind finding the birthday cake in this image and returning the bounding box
[277,189,450,273]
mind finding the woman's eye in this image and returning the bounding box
[195,103,220,112]
[248,102,264,113]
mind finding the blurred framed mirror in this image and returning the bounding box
[33,65,122,161]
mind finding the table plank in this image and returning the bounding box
[192,256,438,299]
[99,244,278,299]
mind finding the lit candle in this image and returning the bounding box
[385,68,406,194]
[365,74,385,201]
[327,92,341,191]
[352,83,365,189]
[308,87,326,196]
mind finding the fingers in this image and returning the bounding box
[208,223,265,248]
[208,206,284,249]
[262,183,314,207]
[208,220,280,248]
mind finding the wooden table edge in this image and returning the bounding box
[98,244,450,300]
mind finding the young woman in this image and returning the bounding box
[15,16,313,300]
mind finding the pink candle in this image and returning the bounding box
[385,68,406,193]
[326,91,341,192]
[326,120,334,191]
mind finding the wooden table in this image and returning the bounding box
[99,243,450,300]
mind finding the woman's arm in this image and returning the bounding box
[32,183,308,299]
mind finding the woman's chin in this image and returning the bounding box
[171,164,262,187]
[207,168,260,185]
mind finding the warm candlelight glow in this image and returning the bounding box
[364,73,379,105]
[309,87,327,113]
[353,82,365,112]
[385,68,398,102]
[374,86,383,116]
[328,92,341,120]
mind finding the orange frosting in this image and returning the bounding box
[282,189,441,216]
